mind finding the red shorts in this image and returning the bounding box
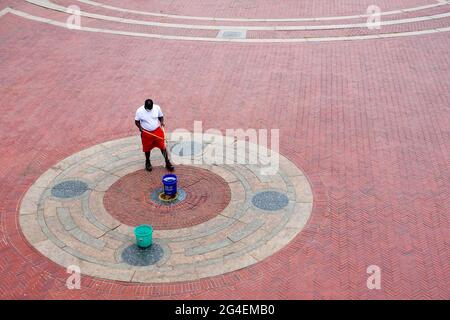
[141,127,166,152]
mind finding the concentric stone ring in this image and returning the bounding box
[19,134,313,283]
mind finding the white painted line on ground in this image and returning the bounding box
[6,8,450,43]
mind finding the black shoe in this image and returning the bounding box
[145,161,152,172]
[165,162,174,172]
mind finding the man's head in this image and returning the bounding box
[144,99,153,111]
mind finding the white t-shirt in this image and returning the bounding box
[135,104,163,131]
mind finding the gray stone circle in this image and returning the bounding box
[170,141,203,157]
[252,190,289,211]
[121,243,164,266]
[51,180,89,199]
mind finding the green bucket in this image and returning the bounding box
[134,225,153,248]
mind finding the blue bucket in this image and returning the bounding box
[162,174,177,196]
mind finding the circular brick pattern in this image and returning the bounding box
[103,166,231,229]
[51,180,89,199]
[252,191,289,211]
[121,244,164,266]
[19,134,313,283]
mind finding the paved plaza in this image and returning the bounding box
[0,0,449,299]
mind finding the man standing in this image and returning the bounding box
[135,99,174,172]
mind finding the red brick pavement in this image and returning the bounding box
[8,0,450,41]
[86,0,434,19]
[104,167,231,229]
[11,1,450,40]
[39,0,450,27]
[0,1,449,299]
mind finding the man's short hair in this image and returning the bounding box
[144,99,153,109]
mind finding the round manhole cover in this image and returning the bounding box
[252,191,289,211]
[51,180,88,199]
[121,243,164,266]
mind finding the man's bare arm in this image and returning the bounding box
[158,117,165,127]
[135,120,142,132]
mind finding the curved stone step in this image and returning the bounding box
[53,0,450,27]
[26,0,450,32]
[83,0,449,21]
[4,1,450,42]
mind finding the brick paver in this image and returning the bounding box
[0,0,449,299]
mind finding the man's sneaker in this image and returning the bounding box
[145,161,152,172]
[165,162,175,172]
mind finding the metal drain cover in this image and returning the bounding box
[217,29,247,39]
